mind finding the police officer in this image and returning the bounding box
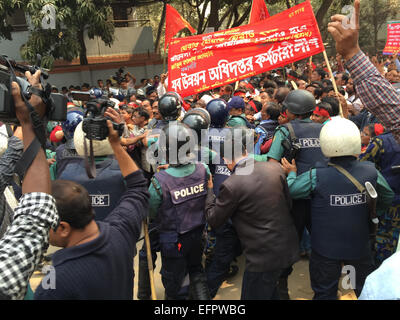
[55,108,84,177]
[137,91,183,300]
[359,129,400,266]
[155,92,183,129]
[182,108,215,164]
[148,122,211,299]
[226,96,254,129]
[58,121,127,221]
[267,89,328,299]
[282,117,394,299]
[204,98,242,298]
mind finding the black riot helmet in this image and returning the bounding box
[282,89,316,115]
[182,108,211,142]
[160,121,196,166]
[158,92,183,121]
[206,98,229,128]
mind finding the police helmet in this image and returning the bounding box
[319,117,361,158]
[89,88,103,99]
[160,121,195,165]
[206,98,229,128]
[182,108,211,141]
[62,110,84,141]
[158,92,183,121]
[283,89,316,115]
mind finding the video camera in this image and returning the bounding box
[0,55,67,124]
[82,98,124,140]
[112,67,125,84]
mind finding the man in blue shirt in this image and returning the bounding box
[34,107,149,299]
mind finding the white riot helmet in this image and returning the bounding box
[73,122,114,157]
[320,117,361,158]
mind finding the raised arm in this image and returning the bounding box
[328,0,400,143]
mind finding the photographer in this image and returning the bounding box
[0,70,59,300]
[34,107,149,300]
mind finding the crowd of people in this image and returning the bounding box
[0,0,399,301]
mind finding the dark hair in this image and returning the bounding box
[134,106,150,120]
[82,83,90,89]
[263,79,278,90]
[265,102,281,120]
[265,87,275,98]
[316,102,333,116]
[314,68,326,79]
[322,86,335,94]
[51,180,94,230]
[321,96,340,117]
[274,87,290,104]
[322,79,332,87]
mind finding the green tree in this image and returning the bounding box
[21,0,115,68]
[0,0,26,40]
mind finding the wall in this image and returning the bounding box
[0,26,165,89]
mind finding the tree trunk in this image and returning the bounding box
[155,1,167,54]
[78,28,88,65]
[316,0,334,27]
[285,0,291,9]
[208,0,220,31]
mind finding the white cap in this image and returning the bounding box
[200,94,213,105]
[73,122,114,157]
[320,117,361,158]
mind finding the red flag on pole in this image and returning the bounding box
[164,4,196,51]
[249,0,270,24]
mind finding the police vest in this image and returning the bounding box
[259,120,279,141]
[283,119,328,175]
[58,157,126,221]
[207,127,231,196]
[312,158,377,260]
[55,144,80,178]
[155,164,207,234]
[375,133,400,204]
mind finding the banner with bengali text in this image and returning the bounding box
[383,21,400,55]
[168,0,324,98]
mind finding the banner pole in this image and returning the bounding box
[143,219,157,300]
[322,50,343,117]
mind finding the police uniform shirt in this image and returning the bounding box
[148,163,211,220]
[227,114,247,128]
[267,118,315,161]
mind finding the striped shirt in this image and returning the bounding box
[345,51,400,144]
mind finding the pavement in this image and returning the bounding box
[30,239,355,300]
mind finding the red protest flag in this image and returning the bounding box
[164,4,196,51]
[249,0,270,24]
[168,0,325,98]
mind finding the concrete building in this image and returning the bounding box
[0,4,164,89]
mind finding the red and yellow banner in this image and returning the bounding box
[383,21,400,55]
[168,0,324,98]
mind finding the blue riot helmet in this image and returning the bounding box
[62,110,84,149]
[206,98,229,128]
[89,88,104,99]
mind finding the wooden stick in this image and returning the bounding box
[143,219,157,300]
[322,50,343,117]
